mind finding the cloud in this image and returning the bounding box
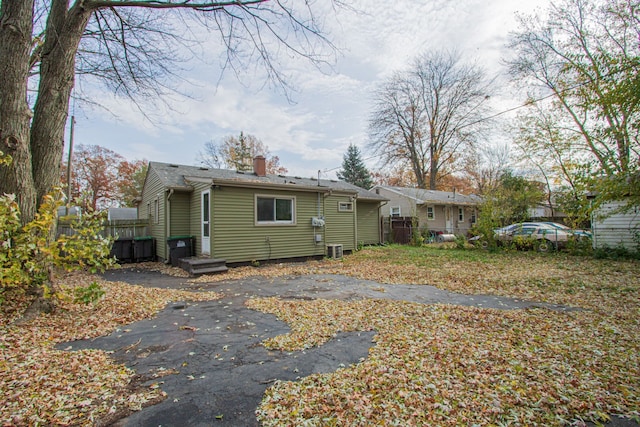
[72,0,550,179]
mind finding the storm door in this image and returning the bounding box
[201,190,210,255]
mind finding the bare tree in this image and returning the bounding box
[464,143,511,195]
[368,50,493,190]
[0,0,339,222]
[199,140,224,169]
[369,71,428,187]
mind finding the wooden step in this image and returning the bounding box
[180,257,226,266]
[190,265,229,275]
[178,257,228,275]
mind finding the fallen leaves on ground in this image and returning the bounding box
[120,261,192,278]
[194,246,639,317]
[0,271,221,426]
[2,246,639,425]
[231,246,639,426]
[247,298,640,426]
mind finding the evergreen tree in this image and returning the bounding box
[337,144,373,189]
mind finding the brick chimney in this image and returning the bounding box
[253,155,266,177]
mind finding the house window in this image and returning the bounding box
[471,209,477,224]
[390,206,401,217]
[427,206,435,220]
[458,207,464,222]
[256,195,295,225]
[338,201,354,212]
[153,198,159,224]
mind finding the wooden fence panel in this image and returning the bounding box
[57,219,150,239]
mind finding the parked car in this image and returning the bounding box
[470,222,591,251]
[541,222,592,239]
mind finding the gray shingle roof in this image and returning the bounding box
[149,162,387,202]
[376,186,481,206]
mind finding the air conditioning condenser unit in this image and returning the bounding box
[326,243,343,259]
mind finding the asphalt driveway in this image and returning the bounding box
[60,268,636,426]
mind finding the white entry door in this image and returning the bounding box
[201,190,210,255]
[445,206,452,233]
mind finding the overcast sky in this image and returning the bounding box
[70,0,548,180]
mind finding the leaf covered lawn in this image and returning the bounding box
[1,246,639,426]
[235,246,639,426]
[248,299,639,426]
[0,271,221,426]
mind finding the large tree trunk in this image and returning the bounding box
[429,155,438,190]
[0,0,37,222]
[31,0,92,206]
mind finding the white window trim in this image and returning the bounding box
[153,198,159,224]
[338,201,354,212]
[458,207,464,222]
[255,194,296,226]
[426,206,435,220]
[471,209,477,224]
[390,206,401,217]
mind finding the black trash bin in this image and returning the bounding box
[110,237,134,263]
[167,235,194,267]
[133,236,155,262]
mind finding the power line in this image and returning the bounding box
[322,62,639,177]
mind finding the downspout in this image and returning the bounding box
[352,194,358,250]
[165,189,174,264]
[379,201,388,244]
[316,170,323,250]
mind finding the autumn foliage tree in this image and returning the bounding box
[507,0,640,210]
[61,145,147,211]
[371,164,417,188]
[198,132,288,175]
[117,160,148,208]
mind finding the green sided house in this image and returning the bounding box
[138,157,387,272]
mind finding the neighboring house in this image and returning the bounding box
[528,199,568,223]
[371,186,482,236]
[590,201,640,250]
[138,157,387,265]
